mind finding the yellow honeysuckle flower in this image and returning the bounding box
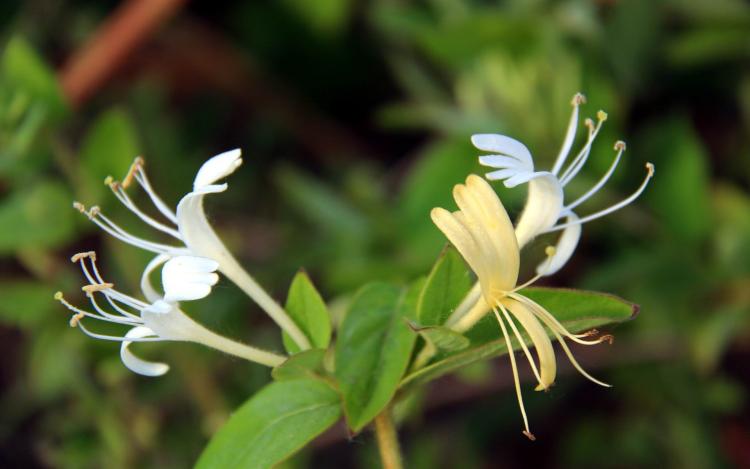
[431,174,612,440]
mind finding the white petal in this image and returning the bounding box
[141,254,170,303]
[484,168,521,181]
[471,134,534,171]
[514,173,564,248]
[536,213,582,276]
[176,191,229,265]
[120,326,170,377]
[162,255,219,302]
[479,155,524,169]
[193,149,242,190]
[503,171,539,188]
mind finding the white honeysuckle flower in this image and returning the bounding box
[55,251,285,376]
[73,149,311,350]
[431,175,613,440]
[472,92,655,276]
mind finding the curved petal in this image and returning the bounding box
[120,326,170,377]
[193,149,243,190]
[141,253,170,303]
[502,297,556,390]
[471,134,534,171]
[162,255,220,302]
[514,173,564,248]
[176,190,231,266]
[536,213,581,276]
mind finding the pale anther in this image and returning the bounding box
[82,283,114,294]
[71,251,96,263]
[69,312,85,327]
[122,156,144,188]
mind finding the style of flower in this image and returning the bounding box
[431,174,612,440]
[472,93,655,276]
[55,251,285,376]
[73,149,310,350]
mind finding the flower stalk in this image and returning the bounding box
[374,408,403,469]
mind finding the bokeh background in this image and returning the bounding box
[1,0,749,467]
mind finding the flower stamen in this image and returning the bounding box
[544,162,655,234]
[82,283,114,294]
[492,304,535,441]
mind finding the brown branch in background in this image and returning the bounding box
[59,0,187,107]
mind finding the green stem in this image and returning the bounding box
[374,409,403,469]
[219,253,311,350]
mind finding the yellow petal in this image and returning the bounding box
[464,175,519,289]
[502,296,557,390]
[430,208,487,283]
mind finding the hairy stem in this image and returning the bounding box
[374,409,403,469]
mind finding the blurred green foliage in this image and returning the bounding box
[1,0,749,467]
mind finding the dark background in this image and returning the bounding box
[1,0,749,467]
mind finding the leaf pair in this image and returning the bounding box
[196,248,638,468]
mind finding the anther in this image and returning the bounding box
[73,202,86,213]
[104,175,114,186]
[614,140,626,151]
[580,329,599,338]
[600,334,614,345]
[88,206,101,217]
[69,312,85,327]
[584,118,595,132]
[646,162,655,176]
[70,251,96,263]
[544,246,557,257]
[53,291,63,301]
[122,157,144,188]
[597,110,608,122]
[571,93,586,106]
[523,430,537,441]
[82,283,114,294]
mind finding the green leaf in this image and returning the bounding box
[1,37,67,120]
[0,180,75,253]
[283,271,332,354]
[640,117,711,243]
[272,349,327,381]
[417,246,471,325]
[334,282,419,432]
[399,287,637,393]
[80,109,140,199]
[0,281,57,329]
[196,379,341,469]
[408,322,470,353]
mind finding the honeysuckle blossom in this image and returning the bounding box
[55,251,285,376]
[472,93,655,276]
[73,149,310,350]
[431,175,612,440]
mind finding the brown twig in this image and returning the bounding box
[59,0,187,107]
